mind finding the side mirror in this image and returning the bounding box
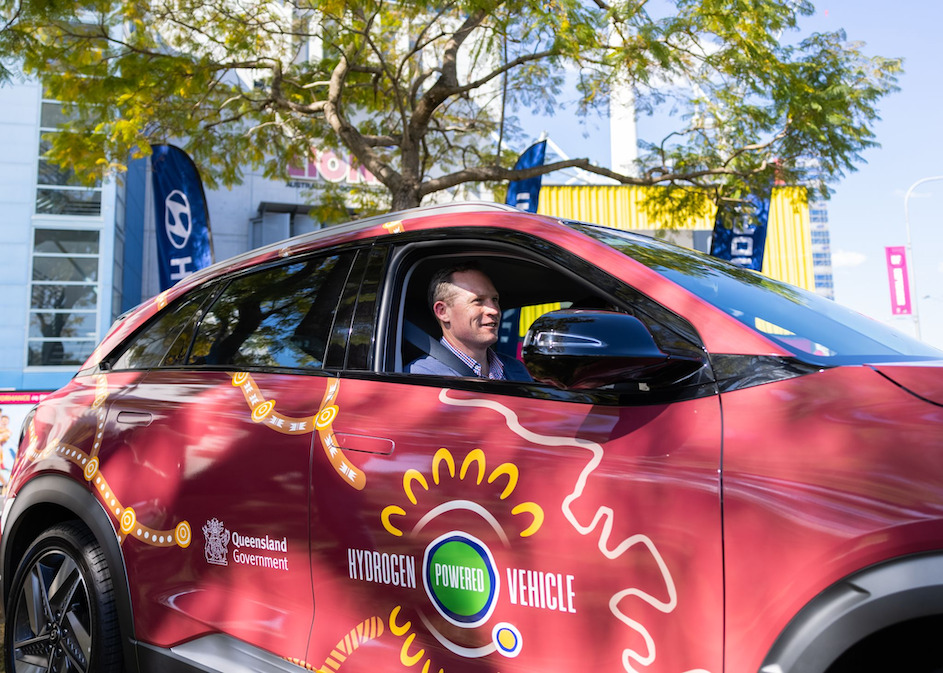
[522,310,704,390]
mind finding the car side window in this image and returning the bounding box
[394,242,709,400]
[188,252,355,370]
[109,285,218,371]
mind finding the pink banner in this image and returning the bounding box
[885,246,912,315]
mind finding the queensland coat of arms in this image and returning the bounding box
[202,518,230,566]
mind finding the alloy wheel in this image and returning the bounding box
[9,543,94,672]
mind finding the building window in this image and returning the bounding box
[35,101,102,216]
[27,228,100,366]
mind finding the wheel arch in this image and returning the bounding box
[1,473,140,672]
[760,552,943,673]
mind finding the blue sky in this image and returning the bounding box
[808,1,943,350]
[526,1,943,350]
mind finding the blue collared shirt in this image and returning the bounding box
[440,338,506,380]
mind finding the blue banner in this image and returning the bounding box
[505,140,547,213]
[152,144,213,290]
[710,193,770,270]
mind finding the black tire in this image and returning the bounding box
[826,615,943,673]
[4,521,123,673]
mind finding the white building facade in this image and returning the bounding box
[0,79,119,391]
[0,77,383,393]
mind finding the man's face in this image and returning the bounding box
[435,270,501,355]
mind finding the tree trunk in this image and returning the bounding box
[390,184,423,212]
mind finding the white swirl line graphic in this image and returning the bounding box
[438,390,710,673]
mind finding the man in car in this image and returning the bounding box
[406,262,532,381]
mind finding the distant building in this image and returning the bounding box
[0,81,118,392]
[809,200,836,299]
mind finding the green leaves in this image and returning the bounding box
[2,0,900,212]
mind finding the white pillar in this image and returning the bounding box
[609,84,638,176]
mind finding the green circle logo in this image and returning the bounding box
[422,532,499,628]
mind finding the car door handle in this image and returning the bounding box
[116,411,153,426]
[333,432,395,455]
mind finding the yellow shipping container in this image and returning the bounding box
[537,185,814,291]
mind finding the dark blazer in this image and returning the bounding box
[407,351,533,382]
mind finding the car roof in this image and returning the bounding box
[187,201,525,286]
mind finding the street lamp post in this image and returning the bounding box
[903,175,943,341]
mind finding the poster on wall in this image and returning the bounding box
[0,391,51,486]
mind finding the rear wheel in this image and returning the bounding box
[5,522,122,673]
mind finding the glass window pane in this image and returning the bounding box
[35,188,102,216]
[32,256,98,282]
[345,246,386,370]
[27,340,96,366]
[31,284,97,310]
[33,229,100,255]
[29,312,97,339]
[40,102,70,128]
[190,253,353,369]
[37,159,102,188]
[111,286,216,370]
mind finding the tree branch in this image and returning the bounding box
[419,158,766,197]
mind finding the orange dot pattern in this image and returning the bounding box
[231,374,366,490]
[27,374,190,549]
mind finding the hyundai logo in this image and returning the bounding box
[165,190,192,249]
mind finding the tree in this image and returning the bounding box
[2,0,901,214]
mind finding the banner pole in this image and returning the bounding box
[903,175,943,341]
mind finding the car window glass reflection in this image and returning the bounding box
[110,286,216,370]
[189,253,353,369]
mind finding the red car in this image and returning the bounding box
[2,202,942,673]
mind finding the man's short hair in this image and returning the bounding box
[427,261,484,310]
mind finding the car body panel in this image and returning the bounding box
[302,375,723,673]
[111,368,317,658]
[871,360,943,405]
[13,369,320,661]
[722,364,943,672]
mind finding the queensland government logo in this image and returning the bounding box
[203,518,230,566]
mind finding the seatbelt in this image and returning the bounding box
[403,320,477,378]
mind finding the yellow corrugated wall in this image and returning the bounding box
[760,186,815,290]
[536,185,814,291]
[537,185,715,231]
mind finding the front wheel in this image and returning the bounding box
[5,521,122,673]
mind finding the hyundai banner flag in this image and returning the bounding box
[152,144,213,291]
[505,140,548,213]
[710,192,771,271]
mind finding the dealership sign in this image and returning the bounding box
[289,149,380,185]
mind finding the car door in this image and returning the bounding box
[101,249,361,664]
[304,236,724,673]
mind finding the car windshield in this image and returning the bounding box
[570,222,943,366]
